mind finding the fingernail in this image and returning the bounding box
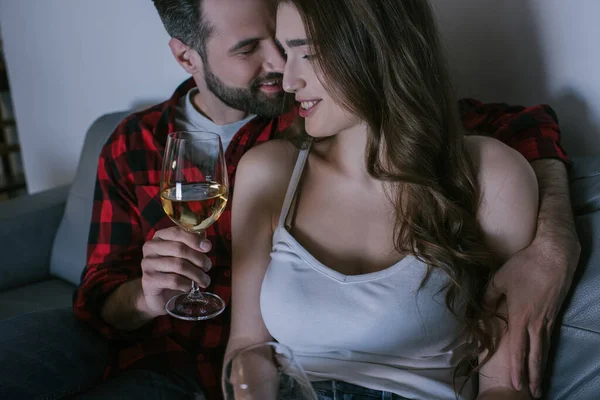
[514,377,522,391]
[204,259,212,271]
[199,240,212,252]
[535,388,542,399]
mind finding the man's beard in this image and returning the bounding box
[204,63,293,118]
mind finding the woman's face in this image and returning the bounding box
[275,4,361,138]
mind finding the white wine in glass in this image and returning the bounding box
[161,182,228,231]
[160,131,229,321]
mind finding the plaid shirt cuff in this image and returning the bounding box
[73,269,173,341]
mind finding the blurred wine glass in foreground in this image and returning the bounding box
[222,342,318,400]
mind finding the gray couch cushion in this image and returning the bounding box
[545,156,600,399]
[0,186,69,292]
[0,279,75,320]
[49,111,129,285]
[569,156,600,216]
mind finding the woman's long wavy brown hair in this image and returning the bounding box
[276,0,502,393]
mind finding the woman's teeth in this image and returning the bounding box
[301,101,319,110]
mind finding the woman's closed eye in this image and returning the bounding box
[274,39,315,61]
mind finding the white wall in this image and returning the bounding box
[0,0,187,193]
[0,0,598,193]
[434,0,600,155]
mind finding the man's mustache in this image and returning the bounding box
[251,73,284,89]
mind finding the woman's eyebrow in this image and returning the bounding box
[286,38,311,48]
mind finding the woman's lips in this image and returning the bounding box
[298,100,321,117]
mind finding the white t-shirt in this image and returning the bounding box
[173,87,256,151]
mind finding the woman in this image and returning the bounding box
[226,0,538,399]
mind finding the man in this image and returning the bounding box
[0,0,580,399]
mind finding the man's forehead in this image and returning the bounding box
[203,0,275,38]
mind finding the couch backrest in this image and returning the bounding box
[49,111,130,285]
[546,156,600,399]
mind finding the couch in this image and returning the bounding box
[0,111,598,399]
[0,111,128,317]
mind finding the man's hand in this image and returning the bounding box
[139,227,213,318]
[101,226,213,331]
[485,159,581,399]
[485,235,579,397]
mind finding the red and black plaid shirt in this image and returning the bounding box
[73,78,568,399]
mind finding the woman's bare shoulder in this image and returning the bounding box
[240,139,298,167]
[464,135,539,260]
[235,139,300,212]
[237,139,299,186]
[464,135,537,198]
[464,135,527,171]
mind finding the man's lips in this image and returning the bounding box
[258,79,283,93]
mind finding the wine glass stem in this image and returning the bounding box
[189,281,204,299]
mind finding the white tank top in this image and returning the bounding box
[260,146,477,400]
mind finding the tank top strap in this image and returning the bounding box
[278,141,312,229]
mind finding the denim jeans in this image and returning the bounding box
[311,380,410,400]
[0,307,205,400]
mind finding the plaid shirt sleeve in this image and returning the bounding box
[73,117,171,340]
[458,98,570,165]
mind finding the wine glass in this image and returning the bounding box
[222,342,318,400]
[160,131,229,320]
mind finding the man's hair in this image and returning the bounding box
[152,0,213,59]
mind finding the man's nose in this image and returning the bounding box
[264,41,286,73]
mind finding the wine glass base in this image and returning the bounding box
[166,292,226,321]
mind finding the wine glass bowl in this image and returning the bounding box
[222,342,318,400]
[160,181,227,232]
[160,131,229,321]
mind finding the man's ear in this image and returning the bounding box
[169,38,203,74]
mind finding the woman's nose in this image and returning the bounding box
[282,64,305,93]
